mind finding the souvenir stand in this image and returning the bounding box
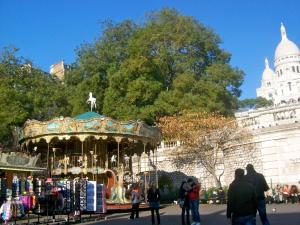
[0,152,45,224]
[18,109,161,217]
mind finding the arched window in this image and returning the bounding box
[292,66,296,72]
[297,66,300,73]
[280,69,283,75]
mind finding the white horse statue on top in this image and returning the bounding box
[87,92,96,111]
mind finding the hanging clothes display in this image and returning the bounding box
[79,179,87,211]
[65,180,74,212]
[0,200,25,222]
[0,178,7,205]
[0,201,12,222]
[34,178,44,196]
[20,195,35,211]
[96,184,107,213]
[25,177,34,194]
[74,179,80,210]
[86,181,96,211]
[12,176,19,198]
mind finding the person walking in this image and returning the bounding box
[130,184,140,220]
[245,164,271,225]
[179,180,192,225]
[147,183,161,225]
[187,178,201,225]
[227,168,257,225]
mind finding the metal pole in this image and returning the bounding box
[105,141,108,169]
[117,141,120,169]
[81,141,84,178]
[143,143,147,201]
[155,148,158,188]
[47,143,50,177]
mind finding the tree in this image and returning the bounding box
[64,20,138,116]
[238,97,273,109]
[69,8,244,123]
[0,47,69,147]
[158,111,252,188]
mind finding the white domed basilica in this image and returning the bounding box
[257,23,300,104]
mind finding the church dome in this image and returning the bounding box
[262,58,275,80]
[275,23,299,60]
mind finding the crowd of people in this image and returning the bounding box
[128,164,300,225]
[265,183,300,204]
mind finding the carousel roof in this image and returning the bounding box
[74,111,106,120]
[18,112,161,147]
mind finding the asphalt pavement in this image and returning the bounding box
[88,203,300,225]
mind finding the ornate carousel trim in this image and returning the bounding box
[18,112,161,147]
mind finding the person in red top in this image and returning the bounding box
[187,178,201,225]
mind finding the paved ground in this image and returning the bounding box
[91,204,300,225]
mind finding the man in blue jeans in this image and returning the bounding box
[227,168,257,225]
[187,178,201,225]
[245,164,271,225]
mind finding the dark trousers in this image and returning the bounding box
[257,200,270,225]
[181,205,190,225]
[232,215,256,225]
[130,203,139,219]
[151,207,160,224]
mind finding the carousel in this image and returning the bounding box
[17,93,161,206]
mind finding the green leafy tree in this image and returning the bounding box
[64,20,137,116]
[101,8,243,123]
[0,47,69,147]
[238,97,273,109]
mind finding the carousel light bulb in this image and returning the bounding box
[90,150,94,155]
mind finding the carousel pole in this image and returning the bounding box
[155,147,158,189]
[148,152,151,186]
[81,140,84,178]
[117,141,120,169]
[105,141,108,169]
[47,143,50,177]
[95,142,97,182]
[143,142,147,201]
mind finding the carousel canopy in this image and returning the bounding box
[74,112,106,120]
[18,112,161,147]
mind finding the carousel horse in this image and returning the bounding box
[110,155,117,168]
[86,92,96,111]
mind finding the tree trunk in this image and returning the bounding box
[212,173,222,189]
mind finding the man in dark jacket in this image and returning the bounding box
[245,164,271,225]
[227,168,257,225]
[147,183,161,225]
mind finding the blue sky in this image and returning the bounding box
[0,0,299,99]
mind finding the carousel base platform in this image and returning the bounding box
[107,203,149,212]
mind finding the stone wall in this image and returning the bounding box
[131,105,300,189]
